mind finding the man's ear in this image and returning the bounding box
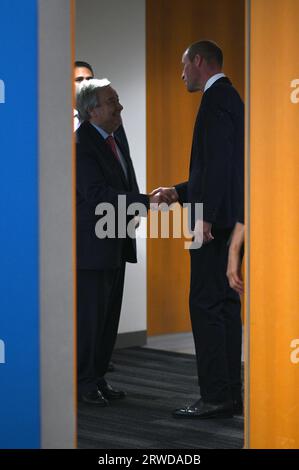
[194,54,203,68]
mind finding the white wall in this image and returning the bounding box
[75,0,147,335]
[39,0,75,448]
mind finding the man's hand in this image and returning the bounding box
[226,223,244,295]
[149,186,179,205]
[194,219,214,245]
[226,254,243,295]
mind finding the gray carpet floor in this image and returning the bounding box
[78,347,244,449]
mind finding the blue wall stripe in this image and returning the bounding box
[0,0,40,448]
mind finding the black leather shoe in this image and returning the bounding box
[99,382,126,400]
[79,390,109,406]
[233,399,243,416]
[172,399,233,419]
[108,362,115,372]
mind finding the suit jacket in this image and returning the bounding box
[76,121,149,270]
[175,77,244,229]
[115,124,130,156]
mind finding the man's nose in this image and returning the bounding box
[181,72,185,80]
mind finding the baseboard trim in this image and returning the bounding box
[115,330,147,349]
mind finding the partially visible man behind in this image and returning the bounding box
[74,61,94,131]
[75,80,169,405]
[74,60,94,85]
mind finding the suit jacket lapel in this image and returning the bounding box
[84,122,130,190]
[114,135,135,190]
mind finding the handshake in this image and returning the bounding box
[148,186,179,206]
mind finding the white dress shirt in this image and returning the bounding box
[74,109,80,132]
[204,73,226,93]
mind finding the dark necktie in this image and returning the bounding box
[106,135,120,162]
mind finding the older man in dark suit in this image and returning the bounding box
[158,40,244,418]
[74,61,132,375]
[76,80,171,405]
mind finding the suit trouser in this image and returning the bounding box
[189,228,242,404]
[77,264,126,395]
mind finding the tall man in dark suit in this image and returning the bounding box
[76,80,170,405]
[158,40,244,418]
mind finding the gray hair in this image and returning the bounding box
[76,78,111,121]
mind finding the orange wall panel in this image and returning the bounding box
[249,0,299,448]
[147,0,245,335]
